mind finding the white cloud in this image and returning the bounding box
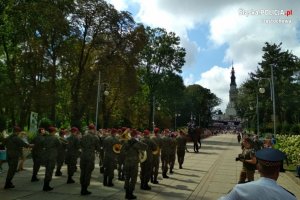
[106,0,300,111]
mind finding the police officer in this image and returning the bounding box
[140,129,157,190]
[102,128,119,187]
[121,129,147,199]
[31,128,46,182]
[219,148,296,200]
[65,127,80,184]
[80,124,101,195]
[176,130,187,169]
[4,126,32,189]
[43,126,61,191]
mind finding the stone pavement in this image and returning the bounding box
[0,134,299,200]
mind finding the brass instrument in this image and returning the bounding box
[58,136,68,145]
[120,129,131,141]
[113,143,122,154]
[139,150,147,163]
[152,146,160,155]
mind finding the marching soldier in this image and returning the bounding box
[31,128,46,182]
[140,129,157,190]
[121,129,147,199]
[118,127,129,181]
[103,128,119,186]
[176,130,187,169]
[65,127,80,184]
[55,129,67,176]
[169,132,177,174]
[98,129,107,174]
[80,124,101,195]
[161,129,172,178]
[43,126,61,191]
[151,127,162,184]
[4,126,33,189]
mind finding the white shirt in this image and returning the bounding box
[218,177,296,200]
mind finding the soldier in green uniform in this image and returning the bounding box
[176,130,187,169]
[65,127,80,184]
[4,126,32,189]
[161,129,172,178]
[140,129,157,190]
[121,130,147,199]
[43,126,61,191]
[169,132,177,174]
[31,128,46,182]
[80,124,101,195]
[102,128,119,186]
[151,127,162,184]
[55,129,67,176]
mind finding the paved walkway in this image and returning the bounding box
[0,134,299,200]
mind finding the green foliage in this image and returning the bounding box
[39,118,53,129]
[0,115,6,132]
[290,124,300,135]
[276,135,300,165]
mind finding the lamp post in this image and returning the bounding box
[257,64,276,136]
[174,113,181,131]
[152,96,160,132]
[95,71,109,130]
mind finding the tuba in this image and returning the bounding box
[152,146,160,155]
[113,143,122,154]
[139,150,147,163]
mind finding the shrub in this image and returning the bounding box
[290,124,300,135]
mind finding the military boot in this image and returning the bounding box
[103,174,108,186]
[31,175,39,182]
[107,178,114,187]
[4,181,15,189]
[67,176,75,184]
[43,181,53,191]
[55,170,62,176]
[128,191,137,199]
[80,185,91,195]
[162,173,169,178]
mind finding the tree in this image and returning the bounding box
[138,27,186,129]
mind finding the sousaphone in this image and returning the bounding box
[139,150,147,163]
[113,143,122,154]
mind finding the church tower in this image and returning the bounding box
[225,65,238,120]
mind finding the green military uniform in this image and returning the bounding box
[55,135,67,176]
[176,133,187,169]
[4,132,29,189]
[140,134,157,190]
[98,134,106,174]
[80,131,100,195]
[65,132,80,183]
[43,133,61,191]
[151,134,162,184]
[161,134,172,178]
[121,137,147,199]
[169,135,177,174]
[102,133,119,186]
[118,138,126,180]
[31,132,46,182]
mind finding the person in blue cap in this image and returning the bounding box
[218,148,296,200]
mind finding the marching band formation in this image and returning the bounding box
[2,125,188,199]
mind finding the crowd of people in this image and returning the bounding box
[0,125,188,199]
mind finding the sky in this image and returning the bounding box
[105,0,300,112]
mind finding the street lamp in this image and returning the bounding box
[95,71,109,130]
[174,113,181,131]
[152,96,160,132]
[257,64,276,136]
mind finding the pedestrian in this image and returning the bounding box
[4,126,33,189]
[79,124,101,195]
[236,137,257,184]
[140,129,157,190]
[42,126,61,191]
[176,130,187,169]
[31,128,46,182]
[65,127,80,184]
[219,148,296,200]
[102,128,119,187]
[121,129,147,199]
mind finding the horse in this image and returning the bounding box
[187,127,204,152]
